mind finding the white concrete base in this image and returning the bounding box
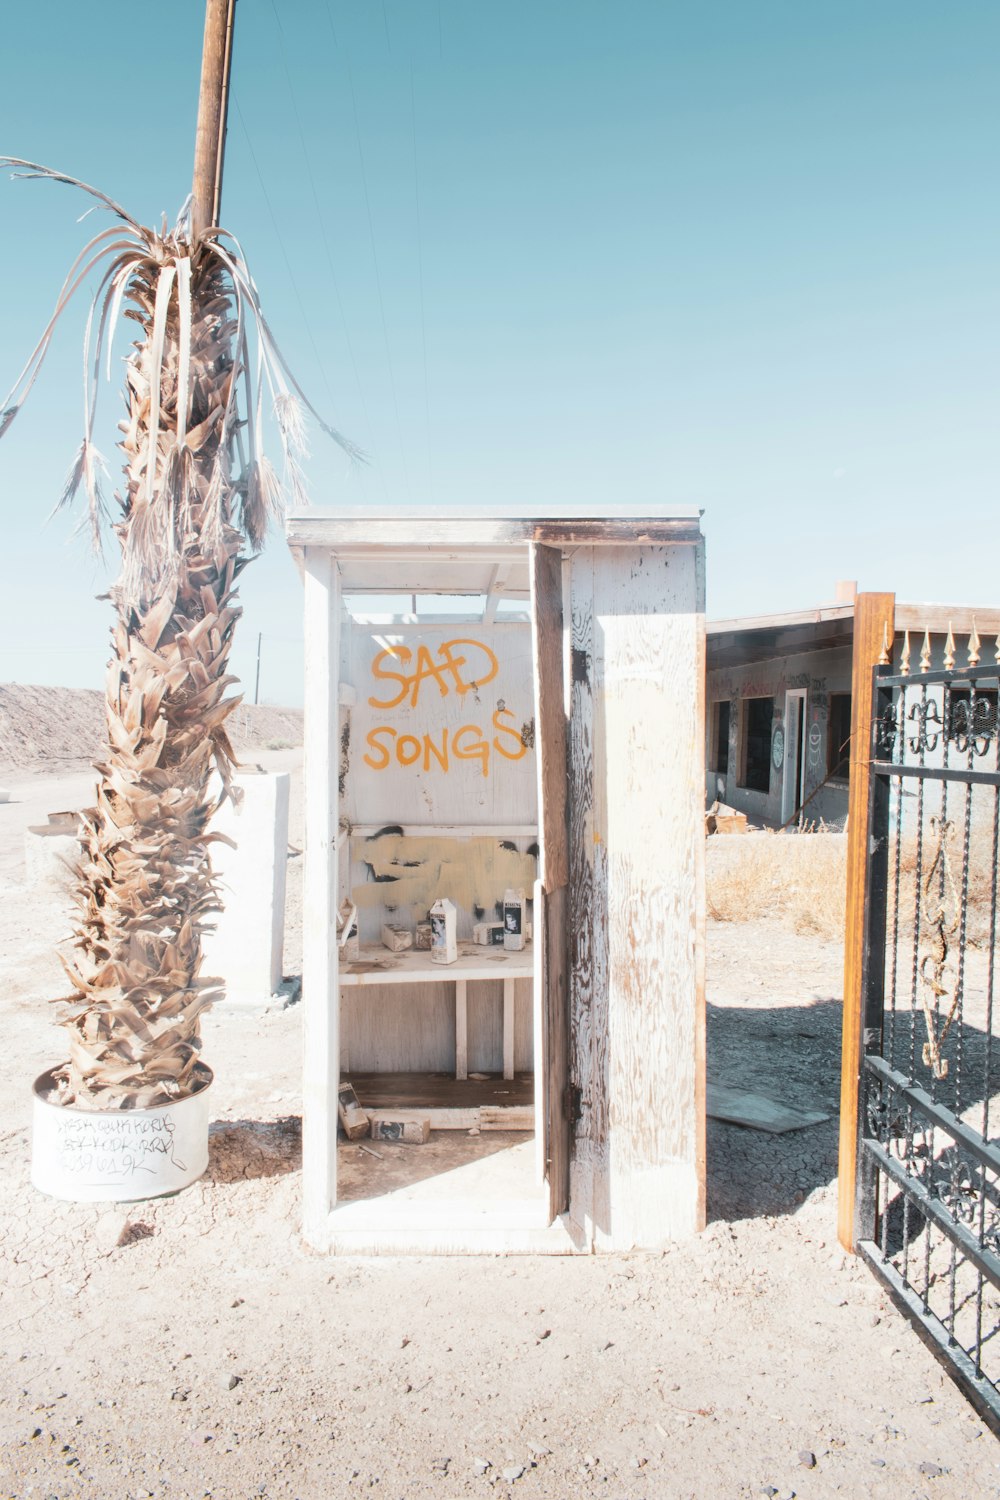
[306,1137,584,1254]
[203,772,290,1006]
[32,1066,212,1202]
[24,824,80,889]
[319,1210,582,1256]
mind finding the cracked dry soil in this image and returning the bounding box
[0,751,997,1498]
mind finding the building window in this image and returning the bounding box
[739,697,773,793]
[828,693,852,781]
[948,686,998,744]
[710,700,730,776]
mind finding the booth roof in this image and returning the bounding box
[285,505,704,599]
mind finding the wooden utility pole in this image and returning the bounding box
[191,0,237,241]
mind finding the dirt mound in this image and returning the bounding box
[0,683,302,774]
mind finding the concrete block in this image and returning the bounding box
[369,1112,431,1144]
[25,822,80,890]
[203,771,290,1006]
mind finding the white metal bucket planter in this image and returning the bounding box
[31,1066,213,1203]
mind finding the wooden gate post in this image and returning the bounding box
[837,591,894,1251]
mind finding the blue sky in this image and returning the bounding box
[0,2,997,704]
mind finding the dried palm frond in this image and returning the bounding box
[1,158,360,1109]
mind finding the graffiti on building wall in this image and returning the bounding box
[808,712,823,772]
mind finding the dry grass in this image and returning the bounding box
[891,813,998,950]
[706,830,847,941]
[705,802,998,955]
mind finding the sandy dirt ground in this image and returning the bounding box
[0,750,997,1499]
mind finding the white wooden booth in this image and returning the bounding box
[287,505,706,1254]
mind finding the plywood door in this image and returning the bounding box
[567,542,706,1248]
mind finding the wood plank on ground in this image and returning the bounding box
[348,1071,533,1110]
[707,1082,830,1134]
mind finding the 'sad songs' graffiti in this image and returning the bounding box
[362,638,531,779]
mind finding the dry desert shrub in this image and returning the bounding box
[706,831,847,940]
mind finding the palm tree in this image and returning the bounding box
[1,159,357,1110]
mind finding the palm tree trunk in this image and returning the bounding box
[59,245,246,1109]
[0,161,359,1109]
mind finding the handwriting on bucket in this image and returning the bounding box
[55,1112,184,1179]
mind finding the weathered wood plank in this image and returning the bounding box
[708,1083,829,1134]
[566,550,613,1238]
[530,543,570,893]
[286,510,704,554]
[894,602,1000,638]
[349,824,538,839]
[341,975,533,1076]
[529,542,572,1217]
[301,548,341,1244]
[348,1070,533,1110]
[837,591,895,1252]
[533,877,546,1186]
[543,883,571,1218]
[481,1106,535,1132]
[455,978,468,1080]
[502,977,515,1080]
[578,544,704,1247]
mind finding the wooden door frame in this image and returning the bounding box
[837,592,895,1250]
[781,688,807,825]
[529,542,572,1220]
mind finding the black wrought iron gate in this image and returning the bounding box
[853,637,1000,1429]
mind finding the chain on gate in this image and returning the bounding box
[855,624,1000,1432]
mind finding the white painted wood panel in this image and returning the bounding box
[597,546,703,1246]
[343,622,537,829]
[567,550,609,1242]
[347,831,537,945]
[337,617,540,1076]
[568,543,705,1249]
[301,549,341,1245]
[341,976,533,1075]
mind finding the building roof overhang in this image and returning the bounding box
[707,599,1000,673]
[707,604,855,671]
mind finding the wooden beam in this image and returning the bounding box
[503,977,516,1081]
[455,979,468,1080]
[286,515,703,551]
[531,544,569,893]
[301,548,341,1248]
[530,542,572,1219]
[483,561,510,625]
[837,591,895,1252]
[894,603,1000,640]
